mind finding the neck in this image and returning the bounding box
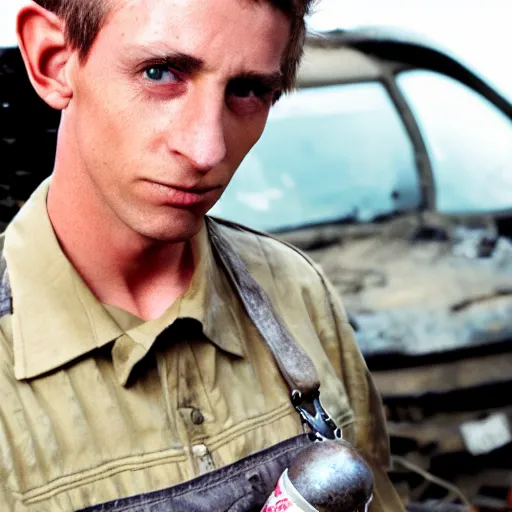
[47,158,195,322]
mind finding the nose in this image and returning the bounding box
[170,87,227,172]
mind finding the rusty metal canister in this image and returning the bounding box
[261,440,373,512]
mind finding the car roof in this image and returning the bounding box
[299,27,512,120]
[298,27,512,110]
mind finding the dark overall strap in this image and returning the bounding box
[206,217,319,395]
[0,237,11,318]
[206,217,341,441]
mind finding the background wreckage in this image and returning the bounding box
[277,29,512,509]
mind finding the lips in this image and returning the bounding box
[160,182,217,194]
[141,179,220,207]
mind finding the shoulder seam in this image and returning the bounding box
[209,215,325,276]
[208,216,347,323]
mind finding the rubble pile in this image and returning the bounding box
[304,221,512,510]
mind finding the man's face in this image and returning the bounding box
[65,0,290,241]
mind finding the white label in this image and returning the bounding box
[460,413,512,456]
[261,472,310,512]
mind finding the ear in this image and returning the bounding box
[17,4,74,110]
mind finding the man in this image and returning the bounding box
[0,0,404,509]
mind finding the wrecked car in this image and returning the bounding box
[211,28,512,508]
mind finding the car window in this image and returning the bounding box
[210,82,421,231]
[397,70,512,214]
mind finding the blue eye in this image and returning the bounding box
[144,66,178,83]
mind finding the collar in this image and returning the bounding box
[108,225,246,386]
[4,178,244,384]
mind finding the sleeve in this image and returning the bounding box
[313,267,405,511]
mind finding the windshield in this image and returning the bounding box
[398,70,512,214]
[210,82,421,232]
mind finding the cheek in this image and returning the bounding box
[73,84,122,160]
[226,112,269,164]
[75,65,144,148]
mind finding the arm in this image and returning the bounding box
[314,269,405,511]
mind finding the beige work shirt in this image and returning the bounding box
[0,180,403,511]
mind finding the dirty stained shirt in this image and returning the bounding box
[0,180,404,511]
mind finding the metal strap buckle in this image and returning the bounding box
[291,389,342,441]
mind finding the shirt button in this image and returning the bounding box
[192,444,208,458]
[191,408,205,425]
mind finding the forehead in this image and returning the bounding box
[101,0,291,73]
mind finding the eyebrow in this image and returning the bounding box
[232,71,284,92]
[140,51,206,74]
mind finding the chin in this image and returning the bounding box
[130,208,204,243]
